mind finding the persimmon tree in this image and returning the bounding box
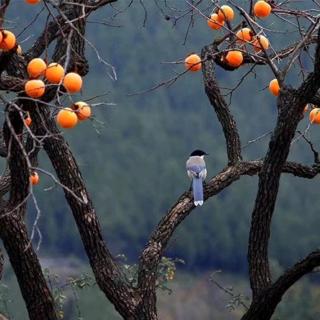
[1,0,320,319]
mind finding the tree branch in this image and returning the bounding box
[0,247,3,281]
[0,207,57,320]
[137,160,320,308]
[247,22,320,299]
[0,101,57,319]
[0,169,11,198]
[201,44,242,165]
[242,250,320,320]
[0,0,10,28]
[0,75,25,92]
[30,99,139,319]
[26,0,117,60]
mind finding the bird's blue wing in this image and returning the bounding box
[186,164,205,174]
[187,164,206,180]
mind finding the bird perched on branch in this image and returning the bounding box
[186,149,208,206]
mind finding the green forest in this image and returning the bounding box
[1,1,320,319]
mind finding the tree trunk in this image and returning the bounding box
[0,209,57,320]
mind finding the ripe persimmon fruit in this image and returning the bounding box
[218,5,234,21]
[72,101,91,121]
[63,72,83,93]
[225,51,243,67]
[269,79,280,96]
[309,108,320,124]
[25,79,45,98]
[236,28,253,43]
[254,1,272,18]
[253,35,269,52]
[184,54,202,71]
[25,0,41,4]
[0,30,16,51]
[30,172,39,185]
[27,58,47,78]
[56,108,78,128]
[207,13,224,30]
[24,114,32,127]
[45,63,65,84]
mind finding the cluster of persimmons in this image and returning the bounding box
[20,0,92,184]
[26,59,91,185]
[25,59,92,185]
[184,1,320,126]
[25,58,91,125]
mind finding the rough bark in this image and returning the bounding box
[0,248,3,280]
[0,208,57,320]
[27,1,140,318]
[248,88,303,297]
[242,250,320,320]
[201,44,242,165]
[137,160,320,319]
[0,106,57,319]
[247,24,320,300]
[30,103,139,319]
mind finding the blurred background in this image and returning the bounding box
[1,1,320,319]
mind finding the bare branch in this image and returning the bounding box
[26,0,117,60]
[0,0,10,27]
[137,159,320,304]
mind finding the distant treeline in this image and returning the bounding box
[5,1,319,274]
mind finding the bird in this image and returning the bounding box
[186,149,208,206]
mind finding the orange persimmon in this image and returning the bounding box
[30,172,39,185]
[0,30,16,51]
[309,108,320,124]
[63,72,83,93]
[254,1,272,18]
[253,35,269,52]
[25,0,41,3]
[184,54,202,72]
[24,115,32,127]
[72,101,91,121]
[25,79,45,98]
[236,28,253,43]
[45,63,65,84]
[218,5,234,21]
[269,79,280,96]
[27,58,47,78]
[225,51,243,67]
[207,13,224,30]
[56,108,78,128]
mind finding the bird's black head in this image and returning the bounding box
[190,149,208,157]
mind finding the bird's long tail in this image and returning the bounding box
[192,178,203,206]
